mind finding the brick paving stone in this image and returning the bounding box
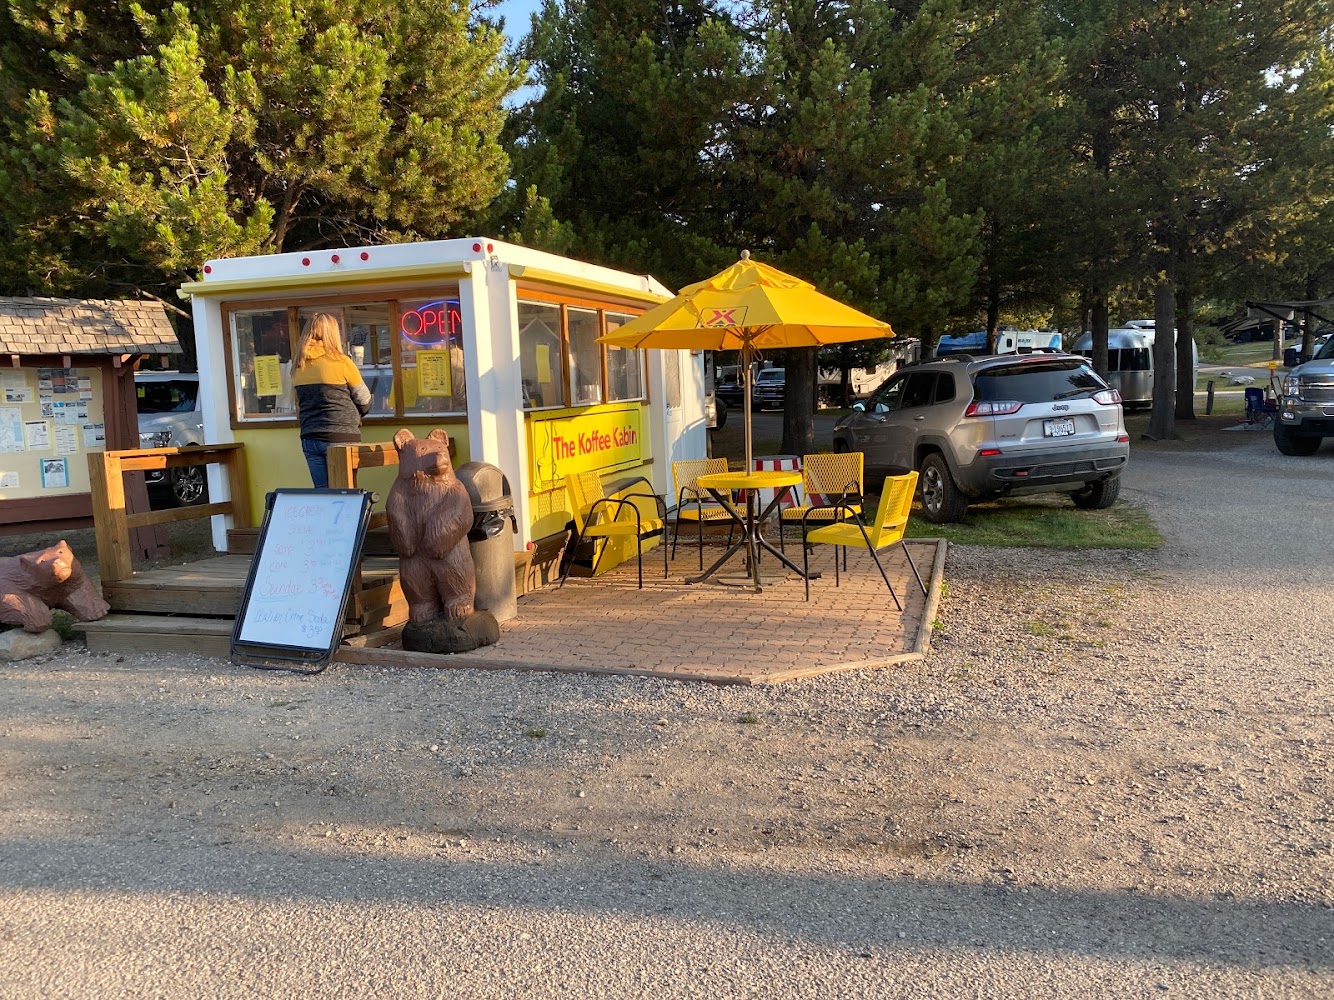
[433,539,945,685]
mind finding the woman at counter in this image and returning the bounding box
[291,312,371,488]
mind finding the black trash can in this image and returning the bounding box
[455,462,518,622]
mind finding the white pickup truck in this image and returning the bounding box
[1276,336,1334,455]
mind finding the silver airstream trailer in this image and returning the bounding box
[1073,321,1197,408]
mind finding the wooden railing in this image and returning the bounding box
[326,438,455,533]
[88,444,252,587]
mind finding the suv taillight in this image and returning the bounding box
[1092,388,1121,405]
[964,399,1023,417]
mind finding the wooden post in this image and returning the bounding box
[87,451,133,586]
[327,444,357,490]
[225,446,252,529]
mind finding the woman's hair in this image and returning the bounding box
[294,313,344,369]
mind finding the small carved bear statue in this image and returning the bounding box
[386,428,498,653]
[0,539,110,634]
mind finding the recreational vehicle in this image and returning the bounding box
[1072,324,1198,408]
[934,329,1063,357]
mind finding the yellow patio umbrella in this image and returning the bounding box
[598,251,894,470]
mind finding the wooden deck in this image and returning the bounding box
[84,554,409,657]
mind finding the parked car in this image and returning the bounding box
[715,365,745,407]
[1282,333,1332,369]
[752,367,786,410]
[136,370,207,506]
[832,353,1130,523]
[1275,334,1334,455]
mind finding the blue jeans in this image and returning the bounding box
[301,438,331,488]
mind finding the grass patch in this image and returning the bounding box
[737,712,759,724]
[524,727,548,739]
[50,610,77,641]
[1203,340,1286,366]
[906,495,1160,549]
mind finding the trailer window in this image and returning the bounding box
[519,300,647,410]
[606,313,645,402]
[400,297,466,416]
[567,307,604,405]
[231,308,294,417]
[1107,348,1150,372]
[227,288,467,423]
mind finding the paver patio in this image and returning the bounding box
[344,537,947,685]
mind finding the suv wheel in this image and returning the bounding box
[1070,475,1121,510]
[919,453,969,524]
[171,465,208,506]
[1273,422,1321,456]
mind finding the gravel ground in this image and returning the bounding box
[1,425,1332,998]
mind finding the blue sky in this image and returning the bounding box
[491,0,544,41]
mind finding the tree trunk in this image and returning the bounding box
[1091,292,1110,379]
[1174,283,1195,420]
[1146,273,1176,440]
[780,347,817,456]
[985,240,1001,354]
[1304,274,1318,357]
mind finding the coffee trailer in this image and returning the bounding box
[180,238,708,578]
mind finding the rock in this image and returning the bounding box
[401,611,499,655]
[0,627,62,661]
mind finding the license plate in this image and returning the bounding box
[1043,417,1076,437]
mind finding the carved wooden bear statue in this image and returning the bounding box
[0,539,110,633]
[387,429,500,654]
[387,428,477,623]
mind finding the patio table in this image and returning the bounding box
[685,469,814,592]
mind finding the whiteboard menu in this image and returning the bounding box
[231,489,372,670]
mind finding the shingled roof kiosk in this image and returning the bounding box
[0,297,179,544]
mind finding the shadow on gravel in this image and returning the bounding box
[0,840,1326,970]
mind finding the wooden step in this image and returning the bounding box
[82,612,400,659]
[81,613,234,658]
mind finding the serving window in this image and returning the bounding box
[518,299,646,411]
[226,288,466,423]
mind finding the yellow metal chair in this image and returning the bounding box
[801,471,925,609]
[559,470,668,589]
[778,451,864,552]
[670,458,736,570]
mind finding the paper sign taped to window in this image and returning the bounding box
[416,350,453,397]
[536,344,552,384]
[254,355,284,397]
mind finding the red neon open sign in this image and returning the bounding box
[400,300,462,345]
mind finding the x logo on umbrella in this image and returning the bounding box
[701,307,746,327]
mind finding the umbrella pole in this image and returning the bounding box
[741,342,754,472]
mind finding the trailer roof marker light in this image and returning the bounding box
[360,251,369,261]
[203,265,212,274]
[472,242,482,252]
[487,243,494,253]
[301,257,310,267]
[331,254,341,264]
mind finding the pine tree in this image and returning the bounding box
[0,0,519,300]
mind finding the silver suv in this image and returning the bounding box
[136,371,207,505]
[832,354,1130,523]
[1276,335,1334,454]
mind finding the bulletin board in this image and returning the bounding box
[0,367,106,500]
[231,489,373,673]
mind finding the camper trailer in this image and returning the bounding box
[934,329,1063,357]
[1072,324,1198,408]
